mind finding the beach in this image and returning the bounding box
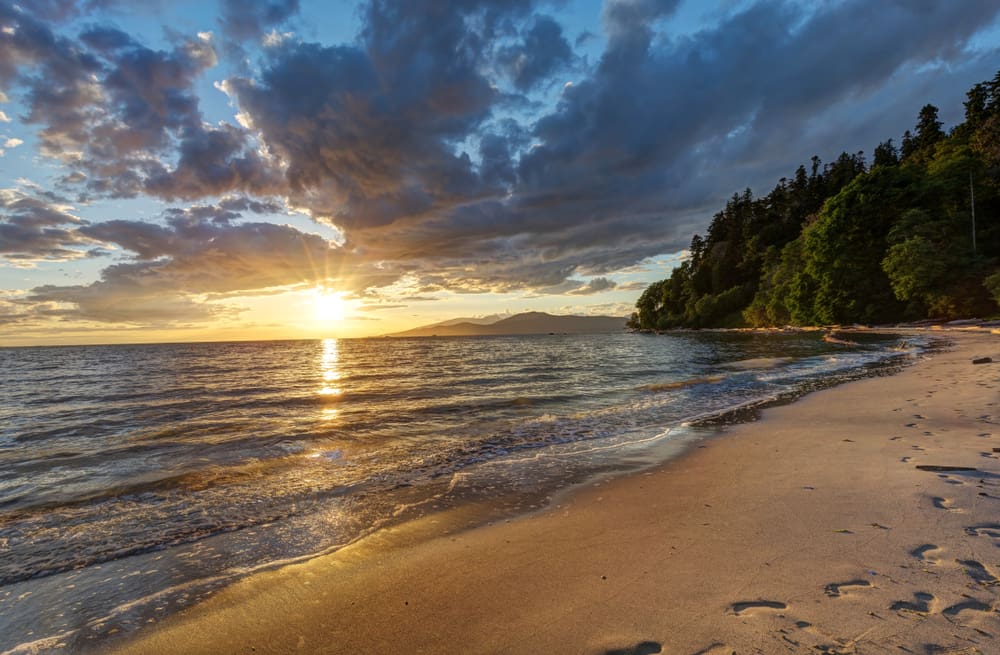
[105,330,1000,655]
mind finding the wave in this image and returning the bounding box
[0,331,930,654]
[638,375,725,392]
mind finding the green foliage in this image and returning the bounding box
[798,165,911,324]
[984,270,1000,305]
[631,70,1000,329]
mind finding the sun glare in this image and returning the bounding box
[312,289,347,322]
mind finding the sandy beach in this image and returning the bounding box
[107,330,1000,655]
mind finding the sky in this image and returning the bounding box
[1,0,999,345]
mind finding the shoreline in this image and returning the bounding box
[105,330,999,654]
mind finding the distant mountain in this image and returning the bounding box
[419,313,511,328]
[385,311,627,337]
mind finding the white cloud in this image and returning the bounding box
[263,30,293,48]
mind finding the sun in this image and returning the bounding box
[312,289,347,322]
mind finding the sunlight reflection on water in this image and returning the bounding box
[0,331,924,653]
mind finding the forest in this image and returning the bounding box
[628,71,1000,330]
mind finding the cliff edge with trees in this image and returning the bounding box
[629,71,1000,330]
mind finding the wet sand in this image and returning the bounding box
[108,330,1000,655]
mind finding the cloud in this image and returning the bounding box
[219,0,999,299]
[0,294,33,326]
[496,14,573,91]
[568,277,617,295]
[1,6,281,202]
[12,0,122,22]
[219,0,299,42]
[0,189,100,261]
[28,275,239,324]
[601,0,681,42]
[3,0,1000,325]
[0,135,20,156]
[558,300,632,317]
[225,1,512,229]
[78,212,350,293]
[356,303,408,312]
[141,122,285,200]
[21,201,405,324]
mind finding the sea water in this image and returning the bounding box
[0,331,928,653]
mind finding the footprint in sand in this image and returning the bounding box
[941,599,995,618]
[911,543,943,563]
[890,591,935,614]
[729,600,787,616]
[957,559,1000,585]
[604,641,662,655]
[691,644,736,655]
[823,579,872,597]
[931,496,964,512]
[964,523,1000,538]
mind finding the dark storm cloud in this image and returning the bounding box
[496,15,573,91]
[488,0,1000,278]
[142,123,285,200]
[521,0,999,208]
[215,0,1000,297]
[4,0,1000,316]
[77,26,214,154]
[0,4,281,202]
[0,191,99,261]
[1,7,217,163]
[0,3,104,155]
[567,276,617,295]
[601,0,681,41]
[523,275,618,296]
[219,0,299,41]
[225,0,540,229]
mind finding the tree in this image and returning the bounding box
[630,69,1000,327]
[913,104,944,154]
[873,139,898,168]
[901,130,915,159]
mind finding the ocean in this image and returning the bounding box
[0,331,927,653]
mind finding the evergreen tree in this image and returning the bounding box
[630,71,1000,330]
[873,139,899,168]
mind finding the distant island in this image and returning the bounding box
[385,311,627,337]
[630,70,1000,330]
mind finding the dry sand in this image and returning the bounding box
[108,331,1000,655]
